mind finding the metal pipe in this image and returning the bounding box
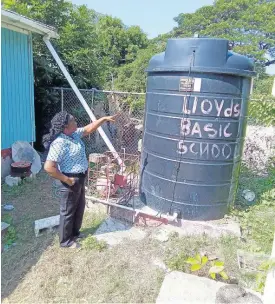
[85,195,176,223]
[51,86,146,95]
[43,35,123,167]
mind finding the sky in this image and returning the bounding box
[71,0,274,75]
[72,0,214,38]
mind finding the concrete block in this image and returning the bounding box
[5,175,22,187]
[34,215,60,237]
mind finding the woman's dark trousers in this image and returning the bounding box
[59,173,86,247]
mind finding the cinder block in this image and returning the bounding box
[5,175,22,187]
[34,215,60,237]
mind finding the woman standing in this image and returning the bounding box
[43,111,117,248]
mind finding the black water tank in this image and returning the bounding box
[139,38,255,220]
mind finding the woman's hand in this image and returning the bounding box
[104,113,119,123]
[65,177,76,186]
[83,113,120,136]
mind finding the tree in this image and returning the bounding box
[114,44,164,93]
[96,16,148,67]
[2,0,151,148]
[173,0,275,68]
[96,15,149,87]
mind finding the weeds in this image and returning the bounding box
[3,226,17,246]
[81,236,108,251]
[255,258,275,293]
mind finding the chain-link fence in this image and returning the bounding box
[49,87,275,177]
[49,87,145,157]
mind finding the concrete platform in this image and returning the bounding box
[156,271,225,304]
[94,217,146,246]
[156,271,263,304]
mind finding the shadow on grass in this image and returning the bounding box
[80,209,107,236]
[1,173,59,300]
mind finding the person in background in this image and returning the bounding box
[43,111,117,248]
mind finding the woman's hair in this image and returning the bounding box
[42,111,70,150]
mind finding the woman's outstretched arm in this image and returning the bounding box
[82,114,118,137]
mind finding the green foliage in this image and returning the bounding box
[251,75,275,126]
[167,251,229,281]
[209,261,229,280]
[173,0,275,68]
[3,0,275,148]
[166,252,188,272]
[2,214,13,225]
[3,226,17,246]
[81,236,108,251]
[255,258,275,293]
[186,254,229,281]
[115,45,163,93]
[186,253,208,272]
[2,0,149,147]
[253,75,274,96]
[233,167,275,254]
[248,97,275,126]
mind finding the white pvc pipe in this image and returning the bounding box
[43,36,123,166]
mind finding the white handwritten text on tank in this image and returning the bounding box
[180,118,232,138]
[182,96,241,117]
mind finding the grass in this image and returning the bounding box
[81,235,108,251]
[165,234,241,282]
[232,166,275,254]
[164,165,275,292]
[1,164,274,302]
[1,172,60,300]
[1,172,164,303]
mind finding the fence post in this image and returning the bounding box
[61,88,64,112]
[89,89,95,140]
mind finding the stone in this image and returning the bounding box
[34,215,60,237]
[94,217,146,246]
[151,229,170,242]
[1,222,10,232]
[156,271,225,304]
[3,204,14,211]
[156,271,262,304]
[242,189,256,202]
[152,258,169,271]
[5,175,21,187]
[216,285,262,304]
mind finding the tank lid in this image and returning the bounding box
[147,38,256,77]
